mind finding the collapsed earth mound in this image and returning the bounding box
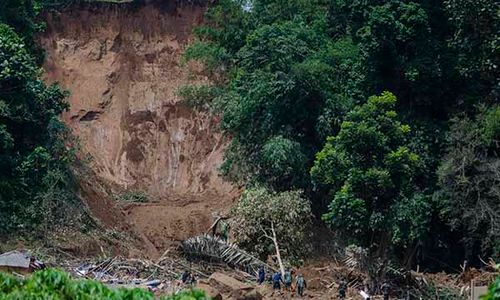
[40,2,237,253]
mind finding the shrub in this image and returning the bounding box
[116,190,149,203]
[0,269,208,299]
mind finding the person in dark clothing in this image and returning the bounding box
[181,270,190,284]
[338,278,347,299]
[296,274,306,297]
[283,269,292,291]
[272,272,283,290]
[257,266,265,284]
[381,281,390,300]
[190,274,197,286]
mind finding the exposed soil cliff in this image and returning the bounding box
[40,3,237,253]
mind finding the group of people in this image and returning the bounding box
[257,267,307,297]
[257,267,394,299]
[183,265,393,299]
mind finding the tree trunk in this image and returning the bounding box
[271,222,285,276]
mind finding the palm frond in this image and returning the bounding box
[181,234,276,275]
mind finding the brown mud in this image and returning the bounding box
[40,2,238,257]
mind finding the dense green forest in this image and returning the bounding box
[182,0,499,269]
[0,0,79,234]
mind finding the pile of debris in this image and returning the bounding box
[70,255,202,294]
[67,253,264,298]
[0,250,45,275]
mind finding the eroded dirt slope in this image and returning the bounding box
[40,3,237,252]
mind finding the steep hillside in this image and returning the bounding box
[40,2,237,251]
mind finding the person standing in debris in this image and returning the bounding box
[296,274,306,297]
[257,266,266,284]
[381,281,391,300]
[404,285,410,300]
[220,221,229,241]
[189,273,197,287]
[361,283,371,300]
[181,270,190,284]
[284,268,292,291]
[272,271,283,290]
[338,278,348,299]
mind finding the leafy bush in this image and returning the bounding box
[481,272,500,300]
[116,190,149,203]
[0,269,208,299]
[231,187,312,259]
[417,282,466,300]
[435,106,500,257]
[177,85,221,110]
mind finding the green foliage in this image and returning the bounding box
[445,0,499,99]
[231,187,312,259]
[481,270,500,300]
[183,41,230,75]
[177,85,221,111]
[0,269,208,299]
[208,20,361,190]
[185,0,499,267]
[483,106,500,143]
[312,92,427,250]
[0,0,43,57]
[260,136,308,188]
[435,106,500,257]
[116,190,149,203]
[251,0,329,26]
[0,4,76,234]
[417,282,466,300]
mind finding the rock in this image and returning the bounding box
[0,251,31,269]
[0,250,45,274]
[197,283,222,300]
[230,287,263,300]
[208,272,248,294]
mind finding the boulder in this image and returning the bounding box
[208,272,248,294]
[197,283,222,300]
[230,287,263,300]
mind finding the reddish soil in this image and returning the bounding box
[121,192,238,251]
[39,2,239,258]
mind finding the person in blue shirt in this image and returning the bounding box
[272,271,283,290]
[257,266,265,284]
[283,269,292,291]
[296,274,306,297]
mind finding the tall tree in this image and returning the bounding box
[311,92,428,256]
[435,106,500,259]
[445,0,499,101]
[0,10,73,233]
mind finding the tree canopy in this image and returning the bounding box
[183,0,500,267]
[311,92,428,253]
[0,0,76,233]
[231,187,312,260]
